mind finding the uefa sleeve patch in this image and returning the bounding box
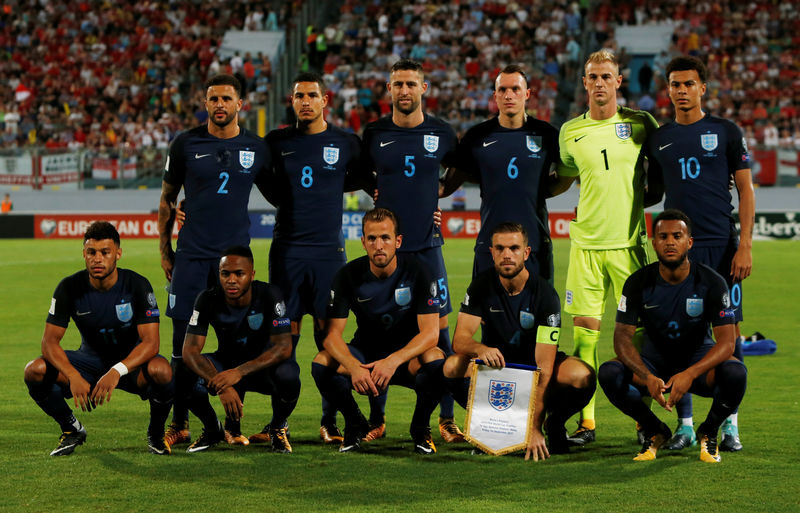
[189,310,200,326]
[618,295,627,312]
[537,326,560,345]
[49,298,56,315]
[272,317,290,328]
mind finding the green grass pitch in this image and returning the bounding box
[1,238,798,513]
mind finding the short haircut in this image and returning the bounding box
[665,55,708,84]
[584,50,619,74]
[293,72,326,94]
[496,64,528,88]
[205,74,242,98]
[362,208,401,236]
[84,221,120,245]
[221,245,254,264]
[390,58,424,77]
[653,209,692,237]
[491,222,528,246]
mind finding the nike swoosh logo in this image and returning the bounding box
[644,304,659,309]
[194,153,211,159]
[281,151,295,156]
[483,140,497,147]
[489,307,504,313]
[380,141,396,147]
[357,297,373,303]
[574,135,587,142]
[76,311,91,316]
[659,143,673,151]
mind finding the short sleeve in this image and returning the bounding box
[557,126,578,177]
[616,272,643,326]
[132,275,159,325]
[162,134,187,186]
[724,121,750,173]
[459,279,483,317]
[46,277,73,328]
[706,271,737,327]
[413,264,440,315]
[327,267,352,319]
[186,289,212,336]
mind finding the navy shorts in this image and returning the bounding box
[640,339,721,398]
[167,255,219,321]
[269,246,346,321]
[404,246,452,317]
[56,349,153,400]
[346,345,416,389]
[690,240,743,322]
[194,353,300,397]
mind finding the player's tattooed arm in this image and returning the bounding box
[230,332,292,381]
[157,181,180,281]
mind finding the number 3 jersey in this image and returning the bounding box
[163,126,271,259]
[644,115,750,246]
[46,269,160,362]
[558,107,658,249]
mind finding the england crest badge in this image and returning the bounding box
[239,150,255,169]
[615,123,632,140]
[526,135,542,153]
[247,313,264,330]
[395,286,411,306]
[489,380,516,411]
[323,146,339,165]
[423,134,439,153]
[116,302,133,323]
[701,133,718,151]
[686,297,704,317]
[519,310,535,329]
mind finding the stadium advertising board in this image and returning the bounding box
[33,214,177,239]
[0,154,34,186]
[441,211,577,239]
[40,153,80,185]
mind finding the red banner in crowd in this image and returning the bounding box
[441,211,655,239]
[33,214,177,239]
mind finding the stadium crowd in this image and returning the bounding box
[589,0,800,149]
[0,0,798,150]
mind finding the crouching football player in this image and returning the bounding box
[443,223,595,460]
[598,210,747,463]
[24,221,173,456]
[311,208,446,454]
[182,246,299,453]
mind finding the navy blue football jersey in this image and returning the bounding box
[457,117,559,253]
[47,269,160,362]
[186,280,291,366]
[616,262,735,364]
[266,124,362,258]
[327,254,440,358]
[362,114,457,251]
[460,270,561,366]
[646,115,750,246]
[164,126,271,259]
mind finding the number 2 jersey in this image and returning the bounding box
[645,115,750,246]
[46,269,160,362]
[163,126,271,259]
[558,107,658,249]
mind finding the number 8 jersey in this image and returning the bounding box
[558,106,658,249]
[164,126,271,259]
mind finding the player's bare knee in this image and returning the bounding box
[146,357,173,385]
[420,346,445,364]
[24,358,47,383]
[312,350,333,367]
[443,354,470,378]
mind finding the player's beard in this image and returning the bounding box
[394,97,420,115]
[211,110,237,129]
[657,250,688,270]
[370,252,396,269]
[496,260,525,279]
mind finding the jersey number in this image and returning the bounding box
[404,155,415,177]
[507,157,518,179]
[217,172,229,194]
[301,166,313,188]
[601,149,609,170]
[678,157,700,180]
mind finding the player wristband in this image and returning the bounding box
[112,362,129,376]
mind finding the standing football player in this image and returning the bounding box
[645,55,754,452]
